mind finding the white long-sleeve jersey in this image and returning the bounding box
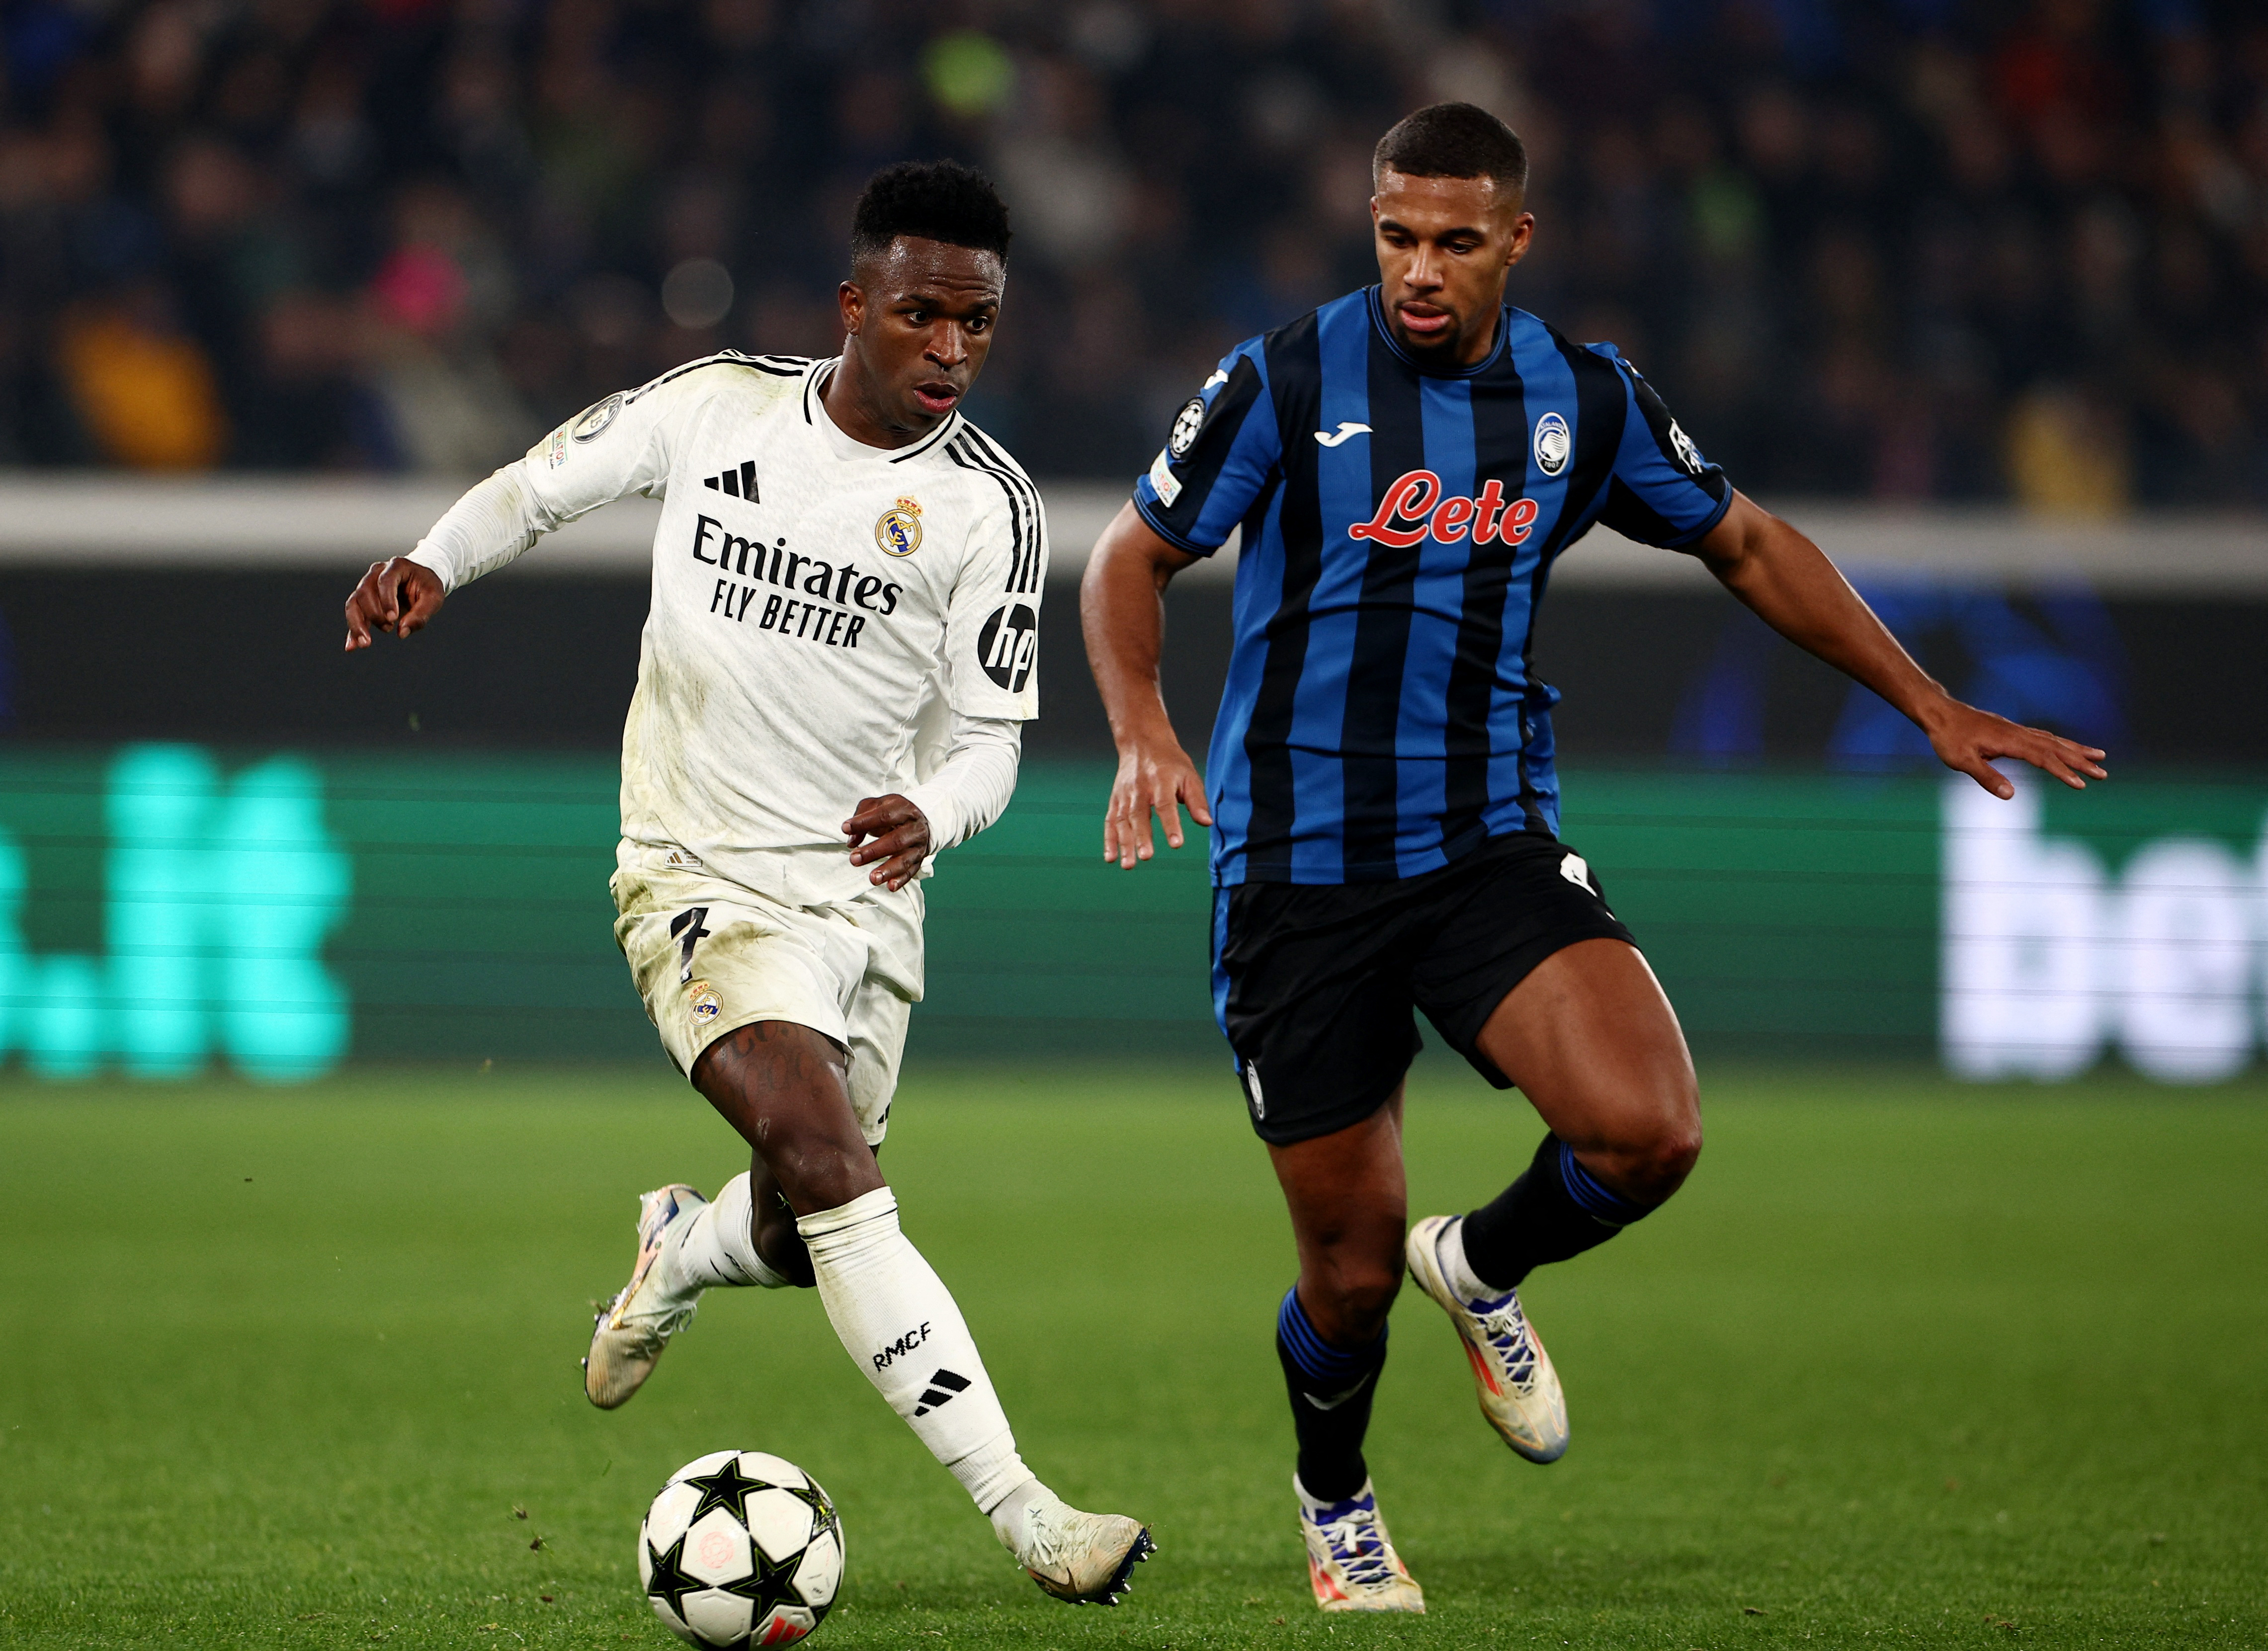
[408,352,1044,908]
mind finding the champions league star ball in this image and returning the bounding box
[639,1450,844,1647]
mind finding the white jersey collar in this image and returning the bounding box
[804,358,963,465]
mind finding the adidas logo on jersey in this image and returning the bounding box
[911,1368,971,1417]
[702,460,759,501]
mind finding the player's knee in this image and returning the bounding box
[761,1132,886,1222]
[1309,1256,1403,1342]
[754,1208,816,1289]
[1641,1119,1702,1197]
[1623,1099,1702,1203]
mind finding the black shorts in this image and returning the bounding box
[1210,832,1638,1145]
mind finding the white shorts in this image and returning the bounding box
[611,855,924,1146]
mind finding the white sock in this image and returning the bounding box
[1438,1216,1498,1302]
[667,1174,789,1293]
[985,1476,1055,1554]
[798,1187,1033,1519]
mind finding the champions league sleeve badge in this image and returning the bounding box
[875,496,924,557]
[1168,395,1207,459]
[1668,418,1705,475]
[571,392,625,442]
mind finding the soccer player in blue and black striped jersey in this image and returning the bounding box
[1083,102,2106,1613]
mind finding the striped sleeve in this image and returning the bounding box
[1131,339,1280,553]
[1591,350,1732,549]
[939,428,1045,720]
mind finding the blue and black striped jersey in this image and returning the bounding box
[1134,286,1732,888]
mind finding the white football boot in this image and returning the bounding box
[1297,1476,1425,1613]
[1405,1214,1570,1463]
[1000,1484,1156,1605]
[584,1183,707,1409]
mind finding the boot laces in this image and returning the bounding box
[1475,1296,1538,1388]
[1313,1501,1398,1591]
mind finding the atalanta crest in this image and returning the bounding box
[1533,411,1571,477]
[875,496,923,557]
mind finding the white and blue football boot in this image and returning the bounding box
[1297,1476,1424,1613]
[584,1183,707,1409]
[1405,1214,1570,1464]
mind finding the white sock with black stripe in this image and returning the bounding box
[797,1187,1036,1527]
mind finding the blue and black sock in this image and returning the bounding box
[1275,1286,1387,1504]
[1458,1132,1659,1292]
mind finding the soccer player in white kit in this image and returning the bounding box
[342,162,1153,1606]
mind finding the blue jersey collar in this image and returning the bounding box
[1364,286,1512,378]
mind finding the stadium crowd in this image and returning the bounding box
[0,0,2262,508]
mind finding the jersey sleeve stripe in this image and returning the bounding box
[944,437,1029,590]
[955,425,1045,592]
[948,430,1044,593]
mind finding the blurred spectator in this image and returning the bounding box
[57,284,227,468]
[0,0,2256,506]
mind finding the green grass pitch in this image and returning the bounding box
[1,1061,2263,1649]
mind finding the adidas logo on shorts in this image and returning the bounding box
[702,459,759,500]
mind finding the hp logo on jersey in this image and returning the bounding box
[977,602,1038,692]
[1533,412,1571,477]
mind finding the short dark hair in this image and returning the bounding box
[848,160,1011,269]
[1372,102,1528,197]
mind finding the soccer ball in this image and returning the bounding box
[639,1450,844,1647]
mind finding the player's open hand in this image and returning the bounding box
[1925,698,2108,798]
[844,795,931,891]
[343,557,446,651]
[1104,740,1212,869]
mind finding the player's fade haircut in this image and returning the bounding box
[1372,102,1528,199]
[848,160,1012,272]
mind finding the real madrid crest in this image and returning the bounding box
[686,979,721,1024]
[875,496,923,557]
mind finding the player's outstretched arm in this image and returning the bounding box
[1081,501,1212,868]
[342,556,445,651]
[1689,491,2108,798]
